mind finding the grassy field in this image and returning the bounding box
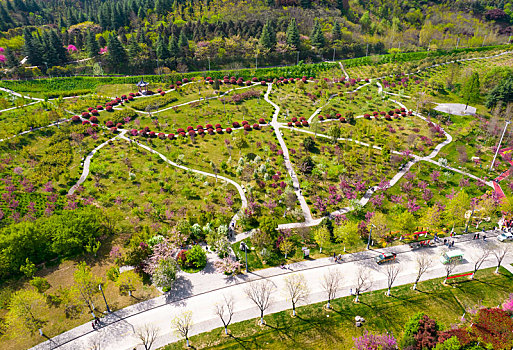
[161,267,513,350]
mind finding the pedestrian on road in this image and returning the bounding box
[333,252,336,262]
[476,233,480,239]
[443,239,447,246]
[483,235,486,241]
[92,322,96,330]
[350,288,352,295]
[451,241,455,247]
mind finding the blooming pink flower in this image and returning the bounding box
[67,44,78,52]
[0,55,5,63]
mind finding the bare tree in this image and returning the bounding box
[443,260,457,284]
[214,295,234,335]
[413,254,433,290]
[354,268,372,303]
[283,274,309,316]
[321,268,342,309]
[492,244,511,274]
[87,333,102,350]
[470,249,490,279]
[383,264,401,296]
[244,280,275,325]
[171,311,193,348]
[134,324,159,350]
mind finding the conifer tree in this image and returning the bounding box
[169,34,179,58]
[300,0,311,9]
[259,21,275,50]
[106,34,127,70]
[127,35,141,59]
[86,31,100,57]
[42,31,59,68]
[286,18,300,50]
[311,21,326,49]
[178,30,188,53]
[50,30,67,64]
[156,35,170,60]
[23,28,42,66]
[332,22,341,41]
[5,47,17,68]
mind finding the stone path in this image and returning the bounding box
[118,134,247,227]
[68,131,127,195]
[265,83,314,224]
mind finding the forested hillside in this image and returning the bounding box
[0,0,512,76]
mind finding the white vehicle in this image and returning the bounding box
[497,231,513,242]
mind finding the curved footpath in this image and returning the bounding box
[29,230,512,350]
[68,131,127,195]
[118,134,247,228]
[265,83,314,224]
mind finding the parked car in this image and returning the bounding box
[375,252,397,265]
[440,250,464,264]
[497,231,513,242]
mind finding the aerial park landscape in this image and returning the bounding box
[1,0,513,349]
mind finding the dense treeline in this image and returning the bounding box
[0,0,512,78]
[0,206,110,280]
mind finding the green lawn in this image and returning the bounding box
[161,267,513,350]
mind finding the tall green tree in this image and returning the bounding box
[22,28,42,66]
[5,47,18,68]
[106,34,127,70]
[462,72,481,104]
[169,34,179,58]
[127,35,141,59]
[156,34,169,60]
[50,30,67,64]
[86,31,100,57]
[311,21,326,49]
[178,30,188,52]
[286,18,300,50]
[259,21,275,50]
[332,22,341,41]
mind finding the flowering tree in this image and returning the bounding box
[151,258,178,291]
[214,257,242,275]
[353,330,397,350]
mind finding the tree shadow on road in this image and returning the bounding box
[164,276,193,306]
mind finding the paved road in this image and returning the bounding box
[30,231,512,350]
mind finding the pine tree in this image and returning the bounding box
[259,21,275,50]
[13,0,26,12]
[169,34,179,58]
[286,18,300,50]
[5,47,17,68]
[86,31,100,57]
[332,22,341,42]
[311,21,326,49]
[178,30,188,52]
[23,28,42,66]
[156,35,169,59]
[42,31,59,68]
[155,0,166,17]
[50,30,68,64]
[106,34,127,70]
[337,0,349,15]
[127,35,141,58]
[300,0,311,9]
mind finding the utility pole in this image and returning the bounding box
[491,121,511,170]
[332,47,336,62]
[296,51,299,65]
[207,56,210,71]
[482,34,488,47]
[366,43,369,57]
[456,37,460,50]
[255,55,258,69]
